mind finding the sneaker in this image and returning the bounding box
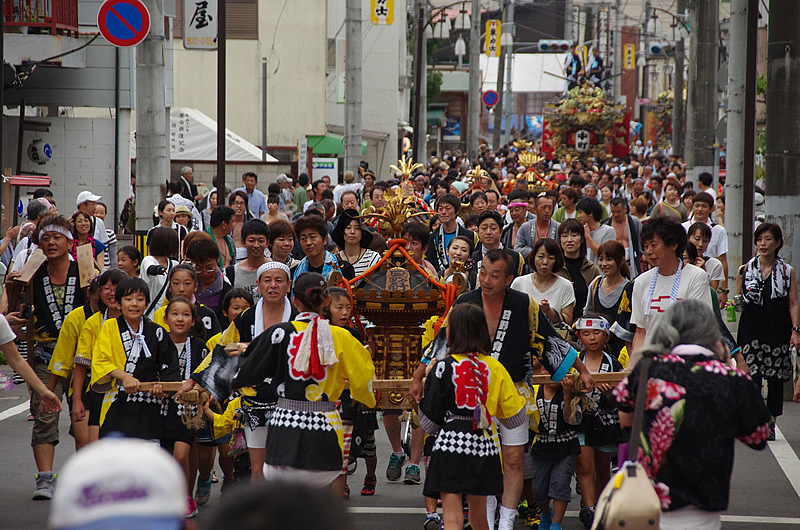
[344,484,350,500]
[211,470,219,483]
[768,424,776,441]
[423,514,442,530]
[579,506,595,529]
[386,453,406,481]
[526,505,541,527]
[347,458,358,475]
[361,474,377,496]
[195,477,213,506]
[518,499,529,518]
[404,464,421,484]
[33,472,56,500]
[539,511,552,530]
[186,495,198,518]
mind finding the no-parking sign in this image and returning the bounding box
[98,0,151,47]
[482,90,499,108]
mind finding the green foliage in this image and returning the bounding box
[427,70,443,103]
[756,74,767,96]
[0,351,6,365]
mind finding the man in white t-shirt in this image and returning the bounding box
[76,191,109,246]
[577,197,616,264]
[681,191,729,306]
[630,217,711,362]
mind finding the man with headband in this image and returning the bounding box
[410,248,594,530]
[6,215,86,500]
[501,189,533,250]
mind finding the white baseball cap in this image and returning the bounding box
[76,191,102,206]
[276,174,291,183]
[49,437,185,530]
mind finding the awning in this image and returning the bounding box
[307,134,367,155]
[427,109,446,127]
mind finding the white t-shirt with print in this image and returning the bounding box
[511,274,576,313]
[630,263,711,332]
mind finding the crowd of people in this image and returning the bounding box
[0,141,797,530]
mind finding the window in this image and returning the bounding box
[173,0,258,41]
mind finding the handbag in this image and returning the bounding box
[228,419,248,457]
[591,353,661,530]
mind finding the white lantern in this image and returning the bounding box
[27,139,52,164]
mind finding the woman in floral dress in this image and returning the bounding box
[613,300,771,530]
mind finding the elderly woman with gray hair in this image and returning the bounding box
[612,299,771,530]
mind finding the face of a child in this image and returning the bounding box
[447,239,471,264]
[117,252,138,276]
[224,297,252,321]
[120,292,147,322]
[170,270,197,299]
[578,329,606,353]
[327,296,352,327]
[99,281,120,311]
[166,301,194,336]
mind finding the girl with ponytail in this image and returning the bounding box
[419,303,526,530]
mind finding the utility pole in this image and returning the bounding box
[261,57,267,161]
[136,0,168,250]
[565,0,573,41]
[765,0,800,264]
[641,0,651,106]
[467,0,481,159]
[725,0,758,272]
[685,0,718,183]
[613,0,622,100]
[412,0,427,164]
[671,0,685,157]
[344,0,363,176]
[216,0,226,204]
[492,0,508,150]
[502,0,515,146]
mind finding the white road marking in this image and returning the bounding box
[769,425,800,499]
[348,507,800,524]
[0,400,30,422]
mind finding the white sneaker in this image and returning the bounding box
[33,472,57,500]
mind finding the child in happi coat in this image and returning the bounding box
[528,355,582,530]
[573,314,625,529]
[72,270,126,444]
[152,264,221,339]
[323,287,378,499]
[91,277,180,440]
[420,303,526,530]
[162,296,209,518]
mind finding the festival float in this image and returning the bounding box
[332,158,462,409]
[541,82,629,160]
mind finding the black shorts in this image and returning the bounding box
[84,390,103,427]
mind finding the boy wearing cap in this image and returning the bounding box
[573,314,625,528]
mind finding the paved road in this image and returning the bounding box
[2,367,800,530]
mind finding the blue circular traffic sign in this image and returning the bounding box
[482,90,499,108]
[98,0,150,47]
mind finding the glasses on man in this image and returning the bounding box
[191,264,218,274]
[232,200,246,207]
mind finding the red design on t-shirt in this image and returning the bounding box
[452,358,490,410]
[287,330,328,382]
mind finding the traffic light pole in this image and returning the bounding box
[671,0,685,157]
[467,0,481,159]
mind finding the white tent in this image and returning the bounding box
[481,54,569,93]
[130,107,277,162]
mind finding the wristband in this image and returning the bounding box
[792,327,800,333]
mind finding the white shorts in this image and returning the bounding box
[660,506,721,530]
[263,465,340,488]
[243,425,268,449]
[498,421,528,446]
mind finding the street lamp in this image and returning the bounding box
[454,34,467,67]
[454,6,471,31]
[433,18,451,40]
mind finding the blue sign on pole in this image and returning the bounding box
[482,90,499,108]
[98,0,151,47]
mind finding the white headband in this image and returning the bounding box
[40,224,74,240]
[257,261,291,280]
[575,316,610,332]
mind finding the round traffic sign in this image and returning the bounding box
[98,0,150,47]
[482,90,499,108]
